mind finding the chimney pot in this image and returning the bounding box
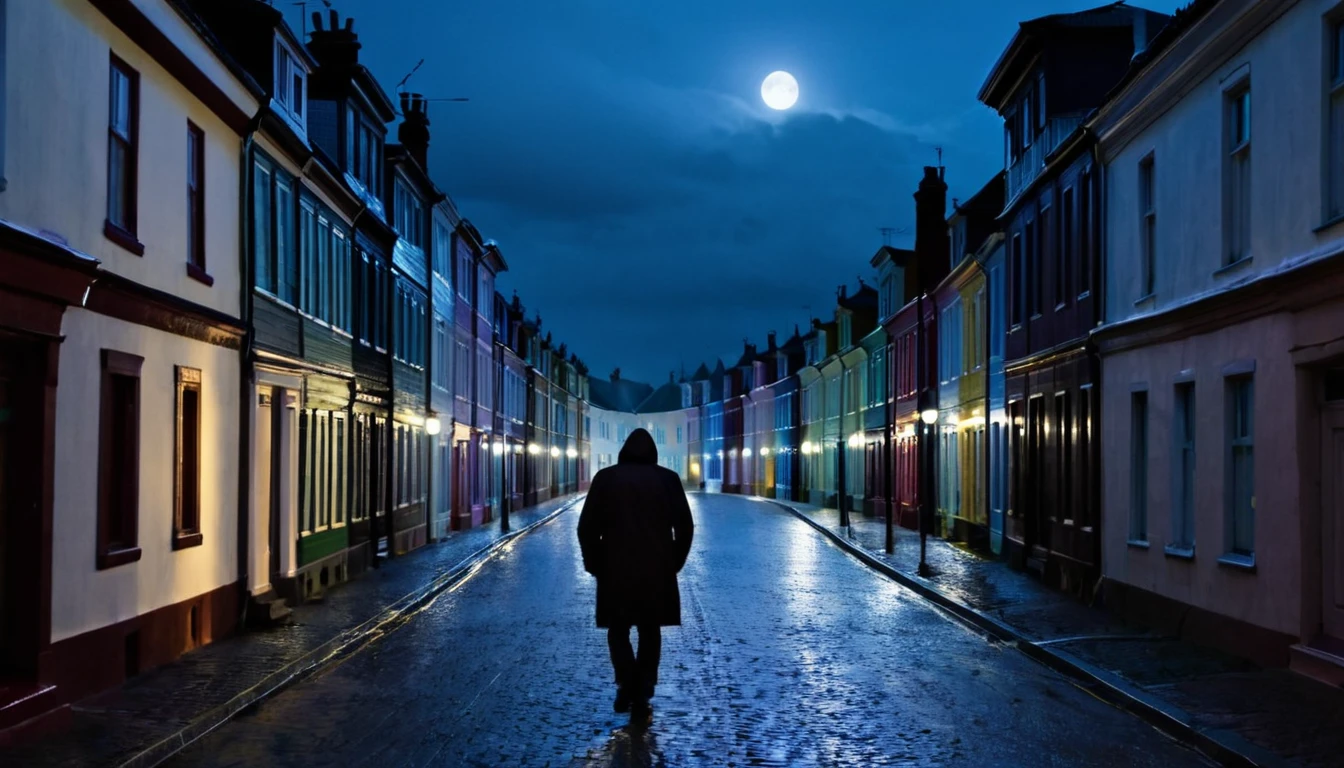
[329,10,339,31]
[344,17,355,32]
[311,11,322,30]
[400,92,411,114]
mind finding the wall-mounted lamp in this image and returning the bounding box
[424,416,442,436]
[566,447,578,458]
[550,446,561,458]
[920,409,938,426]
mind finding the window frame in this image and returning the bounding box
[1138,153,1156,299]
[1223,372,1256,563]
[98,349,144,569]
[1128,388,1149,545]
[1169,378,1196,555]
[186,122,210,285]
[106,53,143,255]
[173,366,204,549]
[1223,78,1252,266]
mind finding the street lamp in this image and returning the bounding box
[918,405,937,576]
[550,446,560,458]
[527,443,540,455]
[424,416,442,436]
[566,446,578,458]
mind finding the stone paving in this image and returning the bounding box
[1,494,583,768]
[162,494,1211,767]
[785,500,1344,768]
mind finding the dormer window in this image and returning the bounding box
[348,107,383,197]
[840,316,851,348]
[274,38,306,132]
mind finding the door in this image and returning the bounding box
[1322,404,1344,639]
[0,340,42,679]
[0,347,14,673]
[268,389,284,586]
[1027,395,1047,553]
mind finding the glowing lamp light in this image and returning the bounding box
[692,461,701,474]
[424,416,442,436]
[566,447,578,458]
[760,447,770,457]
[513,443,524,454]
[550,446,561,458]
[492,442,505,455]
[846,434,862,448]
[743,448,752,457]
[527,443,541,455]
[920,409,939,426]
[717,450,724,458]
[801,441,814,455]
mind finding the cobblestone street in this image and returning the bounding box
[166,494,1212,767]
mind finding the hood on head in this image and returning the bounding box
[618,428,658,465]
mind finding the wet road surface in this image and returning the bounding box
[168,494,1213,767]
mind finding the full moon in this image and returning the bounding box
[761,70,799,110]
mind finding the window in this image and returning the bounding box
[434,318,450,390]
[98,349,143,569]
[174,366,203,549]
[1027,215,1041,317]
[1225,84,1252,264]
[254,157,297,303]
[1330,20,1344,219]
[1226,375,1255,558]
[187,123,206,277]
[274,40,306,128]
[1139,156,1156,297]
[456,239,474,304]
[1056,392,1072,523]
[107,54,140,249]
[1129,390,1148,543]
[479,269,494,325]
[1010,233,1023,325]
[1079,171,1092,296]
[1058,188,1073,307]
[394,178,423,246]
[1172,381,1196,552]
[348,109,383,197]
[433,220,452,279]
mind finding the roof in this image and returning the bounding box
[838,284,879,312]
[870,245,915,269]
[689,363,711,382]
[978,2,1170,109]
[588,377,655,413]
[1102,0,1219,105]
[635,382,684,414]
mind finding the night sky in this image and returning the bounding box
[282,0,1182,386]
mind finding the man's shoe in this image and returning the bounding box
[613,686,632,714]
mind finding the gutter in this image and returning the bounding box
[237,110,264,631]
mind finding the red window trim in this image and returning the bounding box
[98,348,144,570]
[186,121,209,283]
[106,53,141,250]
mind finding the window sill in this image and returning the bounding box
[1217,553,1257,573]
[1127,539,1150,550]
[1213,256,1253,278]
[172,531,204,550]
[104,220,145,256]
[1164,544,1195,560]
[1077,290,1092,301]
[186,263,214,287]
[1313,212,1344,232]
[97,545,143,570]
[1133,292,1156,307]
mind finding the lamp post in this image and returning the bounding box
[919,406,938,577]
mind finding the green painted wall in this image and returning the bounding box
[298,527,348,566]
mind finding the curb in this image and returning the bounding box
[767,499,1289,768]
[124,497,584,768]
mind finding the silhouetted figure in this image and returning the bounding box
[577,428,694,725]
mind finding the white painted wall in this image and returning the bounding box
[1103,0,1344,323]
[51,311,241,643]
[0,0,256,317]
[587,405,689,481]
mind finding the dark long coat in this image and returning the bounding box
[577,428,694,628]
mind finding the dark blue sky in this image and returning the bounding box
[283,0,1181,385]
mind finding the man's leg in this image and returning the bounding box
[607,625,635,712]
[634,624,662,699]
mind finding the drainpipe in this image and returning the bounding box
[237,110,264,631]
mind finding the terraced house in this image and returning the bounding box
[0,0,257,728]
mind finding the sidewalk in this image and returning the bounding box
[1,494,585,768]
[777,501,1344,768]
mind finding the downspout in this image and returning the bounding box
[237,110,264,631]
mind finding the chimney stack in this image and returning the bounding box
[398,92,431,168]
[309,11,362,73]
[914,165,950,293]
[767,331,777,352]
[610,367,621,383]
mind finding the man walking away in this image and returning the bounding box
[577,428,694,725]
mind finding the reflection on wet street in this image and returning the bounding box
[166,494,1213,767]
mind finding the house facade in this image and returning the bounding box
[0,0,258,724]
[979,3,1166,591]
[1093,0,1344,676]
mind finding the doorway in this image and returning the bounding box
[0,340,40,680]
[1321,396,1344,641]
